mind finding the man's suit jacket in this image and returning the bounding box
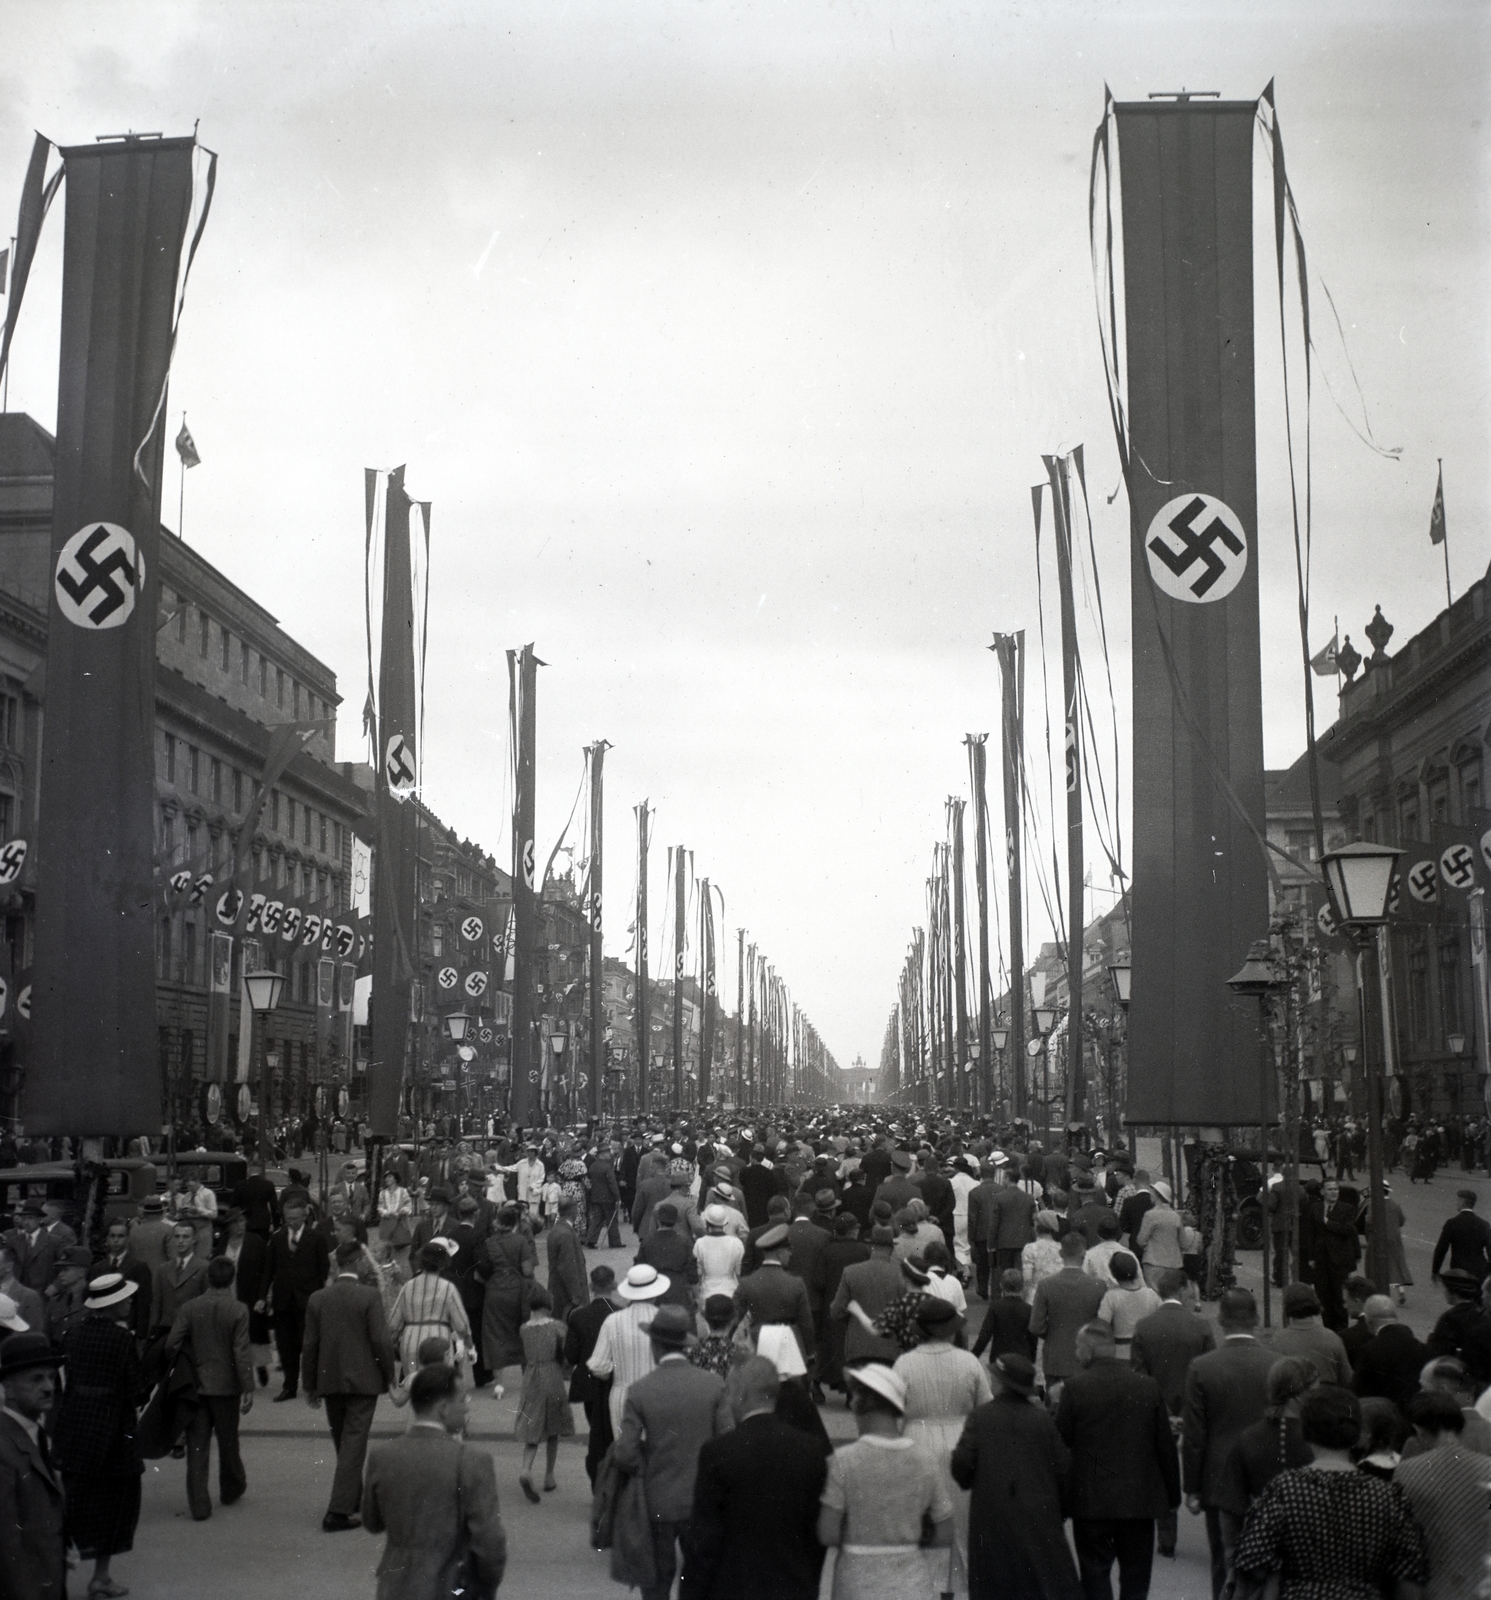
[587,1155,621,1210]
[5,1230,63,1293]
[831,1252,906,1364]
[786,1218,831,1305]
[1130,1301,1216,1415]
[614,1354,732,1523]
[965,1180,1002,1247]
[1431,1209,1491,1281]
[991,1183,1038,1251]
[127,1216,174,1266]
[1264,1321,1352,1388]
[733,1263,816,1361]
[545,1221,587,1319]
[0,1412,66,1600]
[1182,1335,1276,1504]
[410,1212,461,1257]
[630,1174,674,1239]
[681,1411,827,1600]
[226,1231,269,1313]
[362,1426,507,1600]
[231,1173,280,1236]
[150,1253,209,1331]
[167,1286,253,1396]
[266,1225,332,1315]
[301,1274,397,1398]
[1029,1268,1107,1382]
[1352,1323,1427,1410]
[1055,1359,1180,1520]
[739,1163,788,1227]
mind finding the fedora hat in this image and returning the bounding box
[993,1353,1038,1396]
[617,1264,670,1301]
[84,1272,139,1311]
[812,1189,840,1213]
[645,1304,692,1349]
[0,1331,63,1378]
[846,1362,907,1413]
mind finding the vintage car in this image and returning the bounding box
[0,1157,159,1225]
[167,1149,249,1208]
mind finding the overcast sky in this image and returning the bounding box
[2,1,1486,1075]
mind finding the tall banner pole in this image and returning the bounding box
[747,943,757,1097]
[994,634,1028,1118]
[508,645,540,1127]
[1046,450,1087,1126]
[699,881,715,1105]
[735,928,745,1107]
[966,737,994,1113]
[634,803,650,1113]
[30,135,202,1136]
[587,741,607,1120]
[1112,94,1269,1126]
[673,846,685,1109]
[950,799,970,1113]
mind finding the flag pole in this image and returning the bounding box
[1439,467,1452,614]
[178,412,187,542]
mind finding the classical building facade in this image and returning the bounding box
[0,413,369,1132]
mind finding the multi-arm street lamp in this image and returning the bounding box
[1320,840,1405,1296]
[244,969,285,1167]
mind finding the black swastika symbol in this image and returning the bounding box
[0,841,28,885]
[386,736,415,788]
[1148,497,1245,598]
[1408,860,1438,901]
[57,526,140,625]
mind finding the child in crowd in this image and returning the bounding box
[514,1286,571,1503]
[972,1269,1035,1366]
[1179,1211,1204,1285]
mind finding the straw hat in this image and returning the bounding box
[846,1363,907,1413]
[84,1272,139,1311]
[617,1264,670,1301]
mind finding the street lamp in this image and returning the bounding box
[1031,1007,1057,1147]
[1228,938,1288,1326]
[244,969,285,1167]
[991,1024,1009,1118]
[1319,840,1404,1296]
[1107,955,1132,1011]
[550,1028,568,1123]
[444,1012,472,1130]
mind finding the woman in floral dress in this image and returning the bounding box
[513,1286,572,1503]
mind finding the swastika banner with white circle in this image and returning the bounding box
[29,136,201,1137]
[1113,99,1269,1126]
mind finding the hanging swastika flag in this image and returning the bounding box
[0,839,29,886]
[385,732,416,798]
[1144,494,1248,603]
[461,915,484,943]
[54,523,145,630]
[463,969,489,999]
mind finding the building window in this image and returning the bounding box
[1439,934,1463,1040]
[0,794,12,842]
[232,768,243,812]
[1464,769,1482,819]
[276,667,285,708]
[188,746,199,795]
[303,806,311,846]
[220,626,231,672]
[210,758,222,804]
[1400,804,1419,844]
[164,733,176,784]
[240,641,250,685]
[333,822,342,860]
[161,809,175,857]
[270,791,280,832]
[319,812,328,852]
[186,822,198,866]
[293,681,301,717]
[1363,814,1377,842]
[259,655,268,697]
[1285,830,1314,863]
[158,916,172,972]
[1406,933,1430,1043]
[176,601,187,645]
[0,693,20,751]
[432,923,444,958]
[182,919,197,984]
[286,797,296,839]
[199,611,210,659]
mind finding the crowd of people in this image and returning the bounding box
[1,1107,1489,1600]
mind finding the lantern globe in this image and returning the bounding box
[1320,841,1403,926]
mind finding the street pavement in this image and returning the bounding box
[112,1160,1482,1599]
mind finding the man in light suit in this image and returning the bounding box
[0,1331,67,1600]
[166,1254,254,1519]
[362,1363,507,1600]
[614,1303,733,1600]
[1182,1288,1276,1599]
[302,1240,398,1532]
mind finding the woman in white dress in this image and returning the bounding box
[949,1156,980,1275]
[1021,1210,1064,1304]
[692,1205,745,1314]
[892,1297,992,1598]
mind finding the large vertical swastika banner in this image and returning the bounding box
[1116,100,1270,1126]
[30,139,196,1135]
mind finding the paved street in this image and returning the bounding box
[110,1165,1480,1599]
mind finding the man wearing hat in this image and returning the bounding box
[587,1263,671,1434]
[735,1222,816,1380]
[739,1145,788,1229]
[42,1246,93,1348]
[129,1195,175,1266]
[585,1142,623,1249]
[1265,1282,1352,1386]
[0,1331,67,1600]
[613,1303,732,1600]
[951,1352,1081,1600]
[411,1186,460,1257]
[5,1203,65,1293]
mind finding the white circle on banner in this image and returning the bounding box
[461,916,484,943]
[1481,826,1491,873]
[437,966,458,990]
[385,733,416,797]
[0,839,27,886]
[1316,902,1338,940]
[55,524,144,629]
[1441,843,1476,893]
[464,970,489,998]
[1145,494,1248,603]
[1408,859,1439,903]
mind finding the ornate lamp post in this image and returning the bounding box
[1228,939,1288,1326]
[1032,1006,1056,1147]
[550,1028,568,1124]
[991,1023,1009,1119]
[244,969,285,1167]
[444,1010,472,1133]
[1320,840,1405,1294]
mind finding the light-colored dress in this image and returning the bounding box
[822,1434,954,1600]
[586,1299,659,1432]
[893,1340,992,1599]
[1096,1283,1164,1358]
[1021,1236,1062,1304]
[950,1172,979,1270]
[514,1318,575,1444]
[693,1232,745,1303]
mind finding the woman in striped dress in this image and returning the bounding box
[388,1243,473,1381]
[893,1298,992,1600]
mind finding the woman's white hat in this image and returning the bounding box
[84,1272,139,1311]
[1152,1179,1173,1204]
[702,1204,729,1228]
[846,1362,907,1413]
[617,1264,670,1301]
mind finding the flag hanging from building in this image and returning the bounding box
[1309,633,1339,676]
[29,134,207,1136]
[1429,462,1446,546]
[175,418,200,468]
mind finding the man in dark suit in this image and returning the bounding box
[166,1254,254,1519]
[614,1304,732,1600]
[914,1152,956,1250]
[546,1197,588,1324]
[566,1265,621,1486]
[739,1145,789,1227]
[1430,1189,1491,1294]
[264,1193,331,1401]
[0,1241,46,1337]
[0,1332,67,1600]
[410,1187,461,1256]
[585,1145,623,1248]
[1030,1232,1107,1399]
[1351,1295,1427,1411]
[150,1220,210,1334]
[1056,1321,1180,1599]
[681,1356,827,1600]
[231,1161,280,1238]
[302,1240,398,1531]
[5,1204,64,1294]
[1182,1289,1276,1600]
[990,1168,1038,1275]
[363,1363,507,1600]
[1131,1269,1216,1558]
[965,1166,1004,1299]
[95,1217,154,1341]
